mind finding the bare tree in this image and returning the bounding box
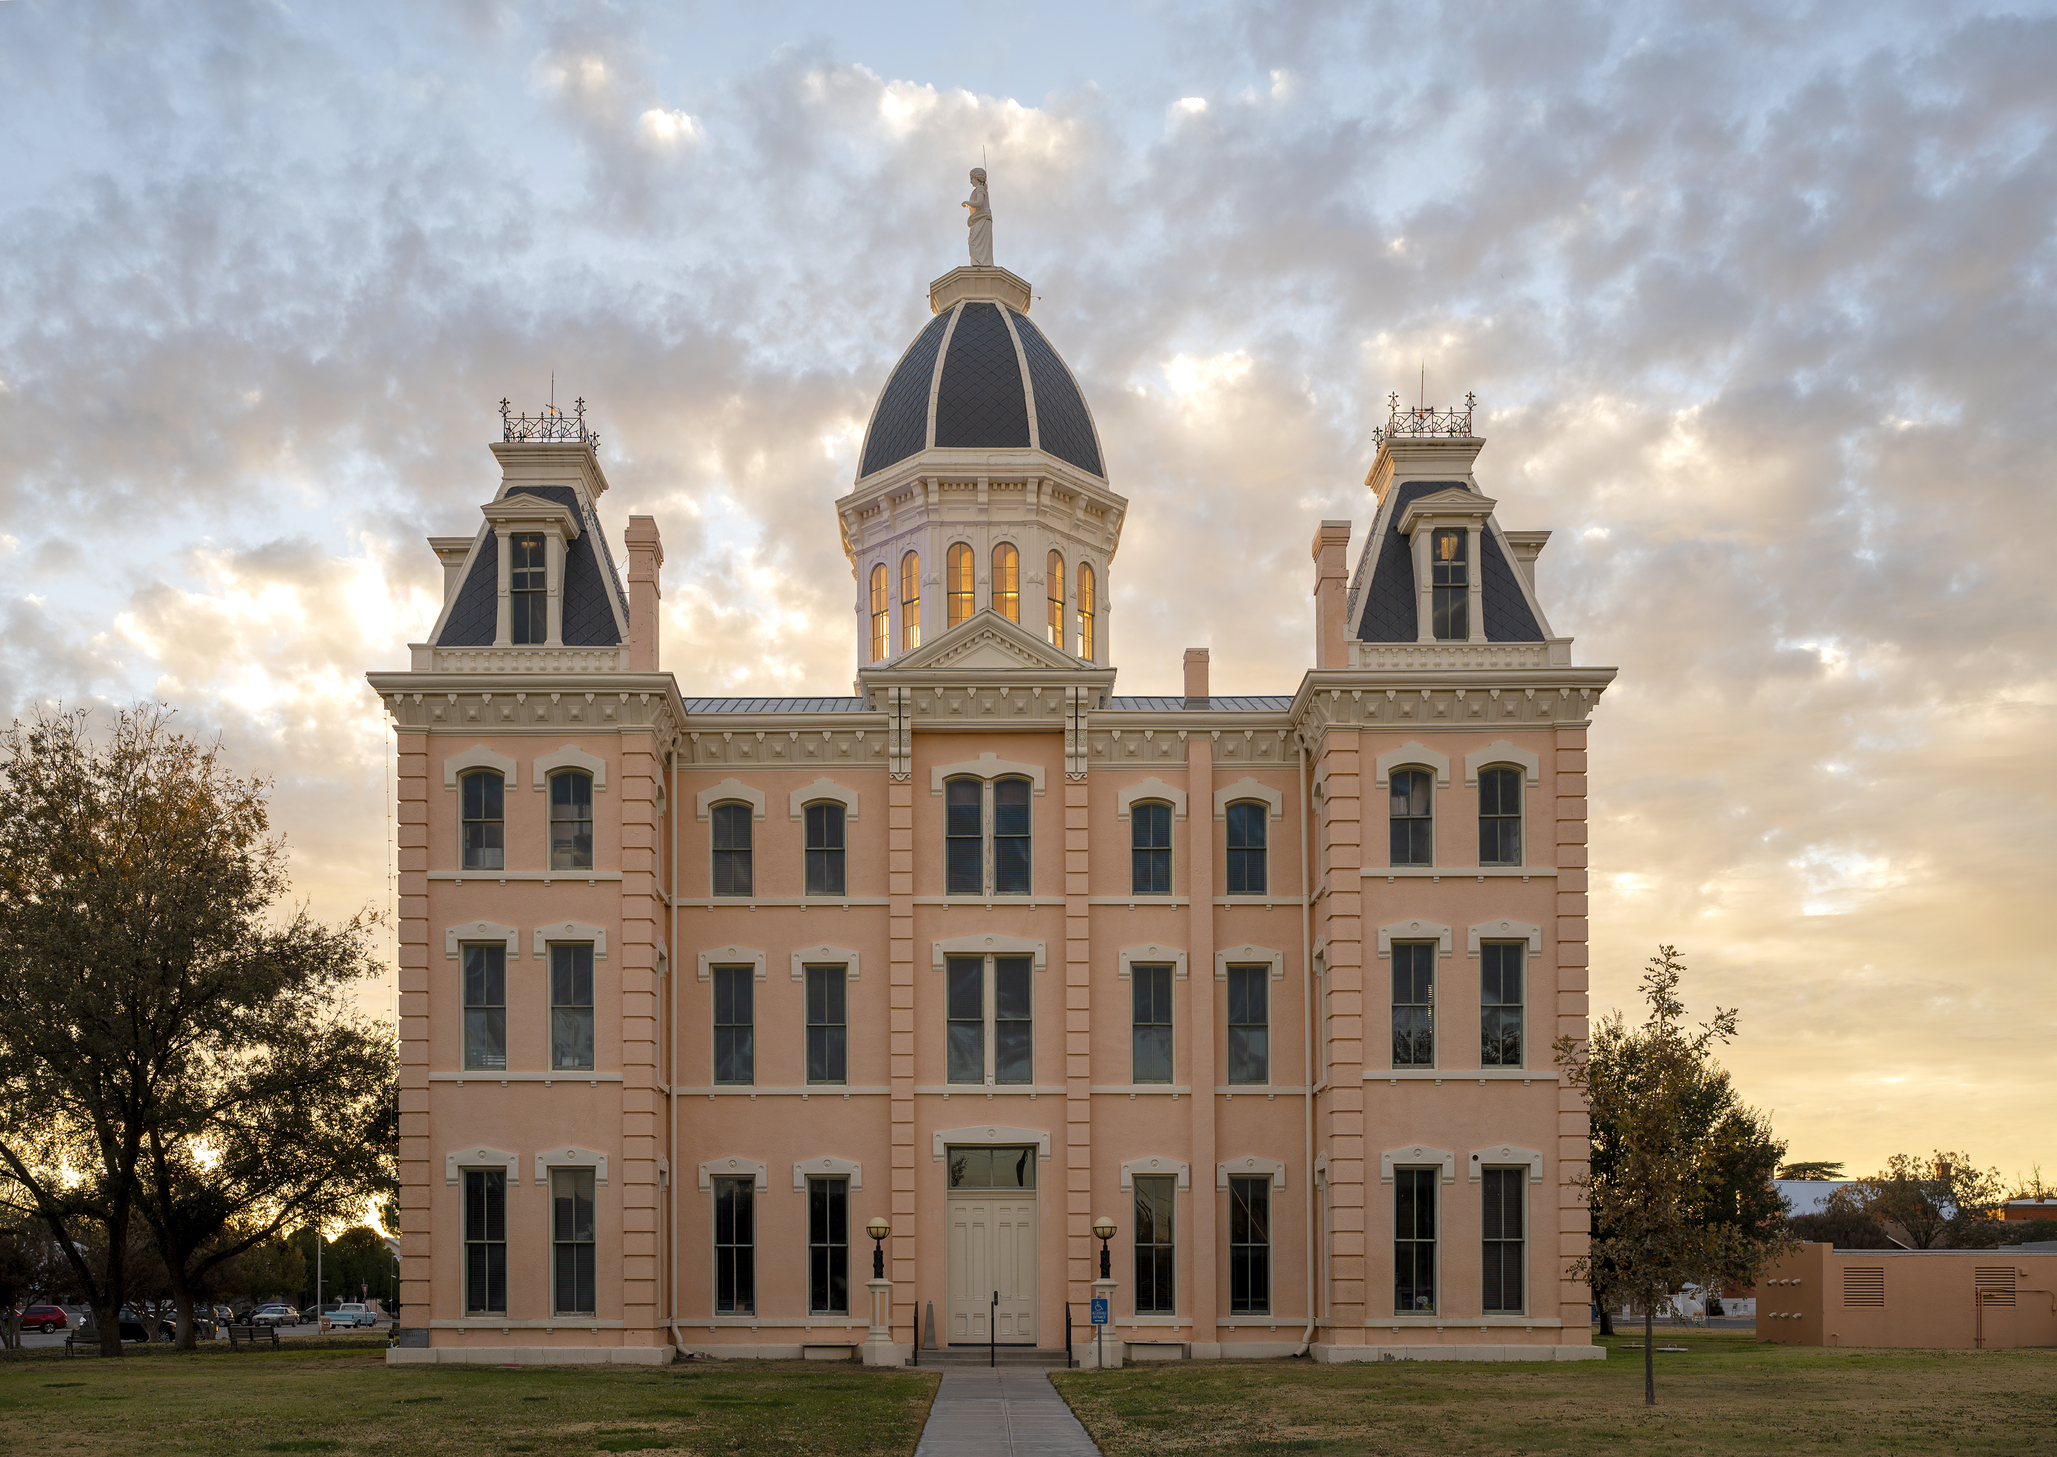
[1558,946,1797,1405]
[0,705,393,1354]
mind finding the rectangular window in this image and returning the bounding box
[1392,943,1435,1068]
[945,779,982,894]
[1134,1174,1176,1314]
[1478,766,1522,866]
[947,954,1032,1085]
[1225,801,1268,894]
[711,803,753,896]
[1131,801,1172,895]
[510,532,547,645]
[1430,527,1467,641]
[946,956,984,1084]
[1131,964,1173,1084]
[463,1170,506,1315]
[994,955,1033,1084]
[713,1175,755,1315]
[549,771,594,870]
[461,771,504,870]
[1481,1168,1524,1314]
[804,801,846,896]
[1227,965,1270,1085]
[805,964,847,1085]
[808,1176,849,1315]
[713,965,754,1085]
[463,943,506,1071]
[1389,769,1434,866]
[1395,1167,1437,1314]
[550,942,595,1072]
[1481,942,1524,1068]
[551,1168,597,1316]
[993,779,1031,895]
[1229,1175,1271,1315]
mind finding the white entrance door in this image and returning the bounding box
[947,1195,1037,1343]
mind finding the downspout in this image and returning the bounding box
[667,745,680,1350]
[1296,737,1315,1358]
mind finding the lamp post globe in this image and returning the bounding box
[1091,1214,1116,1280]
[866,1216,891,1279]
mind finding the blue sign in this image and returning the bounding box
[1090,1298,1109,1326]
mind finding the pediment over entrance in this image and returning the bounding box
[882,609,1085,673]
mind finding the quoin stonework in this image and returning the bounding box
[369,237,1616,1366]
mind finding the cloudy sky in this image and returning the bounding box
[2,0,2050,1184]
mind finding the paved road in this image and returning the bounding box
[915,1368,1101,1457]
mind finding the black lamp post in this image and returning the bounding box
[1092,1214,1116,1280]
[866,1215,891,1279]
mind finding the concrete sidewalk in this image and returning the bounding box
[915,1367,1102,1456]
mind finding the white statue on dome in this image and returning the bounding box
[963,167,992,267]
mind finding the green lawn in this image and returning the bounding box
[0,1339,940,1456]
[1049,1331,2057,1455]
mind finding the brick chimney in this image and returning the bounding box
[625,515,664,672]
[1311,520,1351,668]
[1183,648,1210,708]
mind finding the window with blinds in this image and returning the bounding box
[1975,1268,2017,1307]
[1842,1267,1884,1307]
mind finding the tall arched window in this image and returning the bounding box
[1131,801,1172,895]
[1431,529,1468,641]
[868,563,888,662]
[1225,801,1267,894]
[805,801,846,896]
[712,802,753,896]
[1390,769,1434,866]
[510,534,546,645]
[1478,766,1523,866]
[899,551,921,651]
[461,770,504,871]
[992,543,1019,622]
[1045,552,1065,646]
[548,770,593,871]
[947,542,975,627]
[1076,561,1096,660]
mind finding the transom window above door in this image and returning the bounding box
[946,1146,1037,1190]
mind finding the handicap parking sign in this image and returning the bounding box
[1090,1297,1109,1326]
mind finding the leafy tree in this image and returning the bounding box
[1558,946,1797,1405]
[1788,1206,1891,1249]
[1778,1161,1846,1181]
[0,1213,67,1351]
[1842,1152,2004,1249]
[0,705,394,1353]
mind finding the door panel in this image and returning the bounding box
[947,1196,1036,1343]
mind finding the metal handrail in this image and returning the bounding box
[1371,391,1476,443]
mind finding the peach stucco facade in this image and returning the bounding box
[1757,1244,2057,1349]
[369,264,1615,1366]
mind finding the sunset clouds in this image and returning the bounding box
[0,0,2050,1177]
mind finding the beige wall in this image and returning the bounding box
[1758,1244,2057,1349]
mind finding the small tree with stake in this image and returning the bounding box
[1557,946,1796,1405]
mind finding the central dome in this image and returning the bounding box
[857,287,1104,482]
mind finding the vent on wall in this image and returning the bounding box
[1975,1267,2018,1307]
[1843,1267,1885,1307]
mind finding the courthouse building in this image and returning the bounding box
[370,247,1615,1366]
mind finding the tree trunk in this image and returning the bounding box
[1598,1302,1614,1337]
[166,1260,198,1351]
[1643,1306,1655,1405]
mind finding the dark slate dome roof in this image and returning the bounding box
[858,300,1104,480]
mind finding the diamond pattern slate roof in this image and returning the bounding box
[682,697,869,714]
[1480,527,1544,641]
[859,311,951,478]
[1106,695,1294,711]
[934,302,1031,450]
[1012,311,1103,477]
[1354,479,1544,642]
[432,485,624,648]
[438,530,498,646]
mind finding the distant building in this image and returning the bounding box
[2001,1198,2057,1223]
[1758,1244,2057,1349]
[1777,1180,1860,1218]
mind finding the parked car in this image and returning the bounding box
[250,1304,299,1328]
[212,1305,236,1327]
[326,1303,378,1327]
[77,1314,150,1343]
[21,1304,68,1334]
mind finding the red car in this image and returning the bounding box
[21,1304,69,1334]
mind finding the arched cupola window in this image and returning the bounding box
[1076,562,1097,660]
[1046,552,1065,647]
[992,543,1020,623]
[868,563,889,662]
[900,551,921,651]
[947,542,975,628]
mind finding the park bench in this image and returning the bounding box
[63,1334,101,1358]
[226,1324,281,1350]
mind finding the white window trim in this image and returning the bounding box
[446,1146,519,1185]
[696,778,767,822]
[698,1156,768,1193]
[789,777,860,821]
[698,945,767,983]
[1212,777,1284,821]
[447,920,519,961]
[535,1146,608,1185]
[1217,1156,1288,1191]
[932,1125,1052,1162]
[791,944,860,982]
[1462,740,1540,787]
[1121,1155,1192,1191]
[1469,1146,1545,1184]
[929,753,1046,795]
[931,933,1046,973]
[1374,741,1451,789]
[1380,1146,1457,1185]
[443,745,516,789]
[1376,919,1453,958]
[793,1156,863,1191]
[1118,943,1188,981]
[532,744,608,792]
[1216,943,1286,982]
[1467,920,1542,957]
[1117,777,1188,821]
[534,921,608,960]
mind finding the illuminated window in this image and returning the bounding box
[1431,529,1468,641]
[868,563,888,662]
[992,543,1019,622]
[900,551,920,651]
[946,542,974,627]
[510,533,546,645]
[1076,561,1096,659]
[1046,552,1064,645]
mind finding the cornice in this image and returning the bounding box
[1285,666,1618,740]
[367,671,687,743]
